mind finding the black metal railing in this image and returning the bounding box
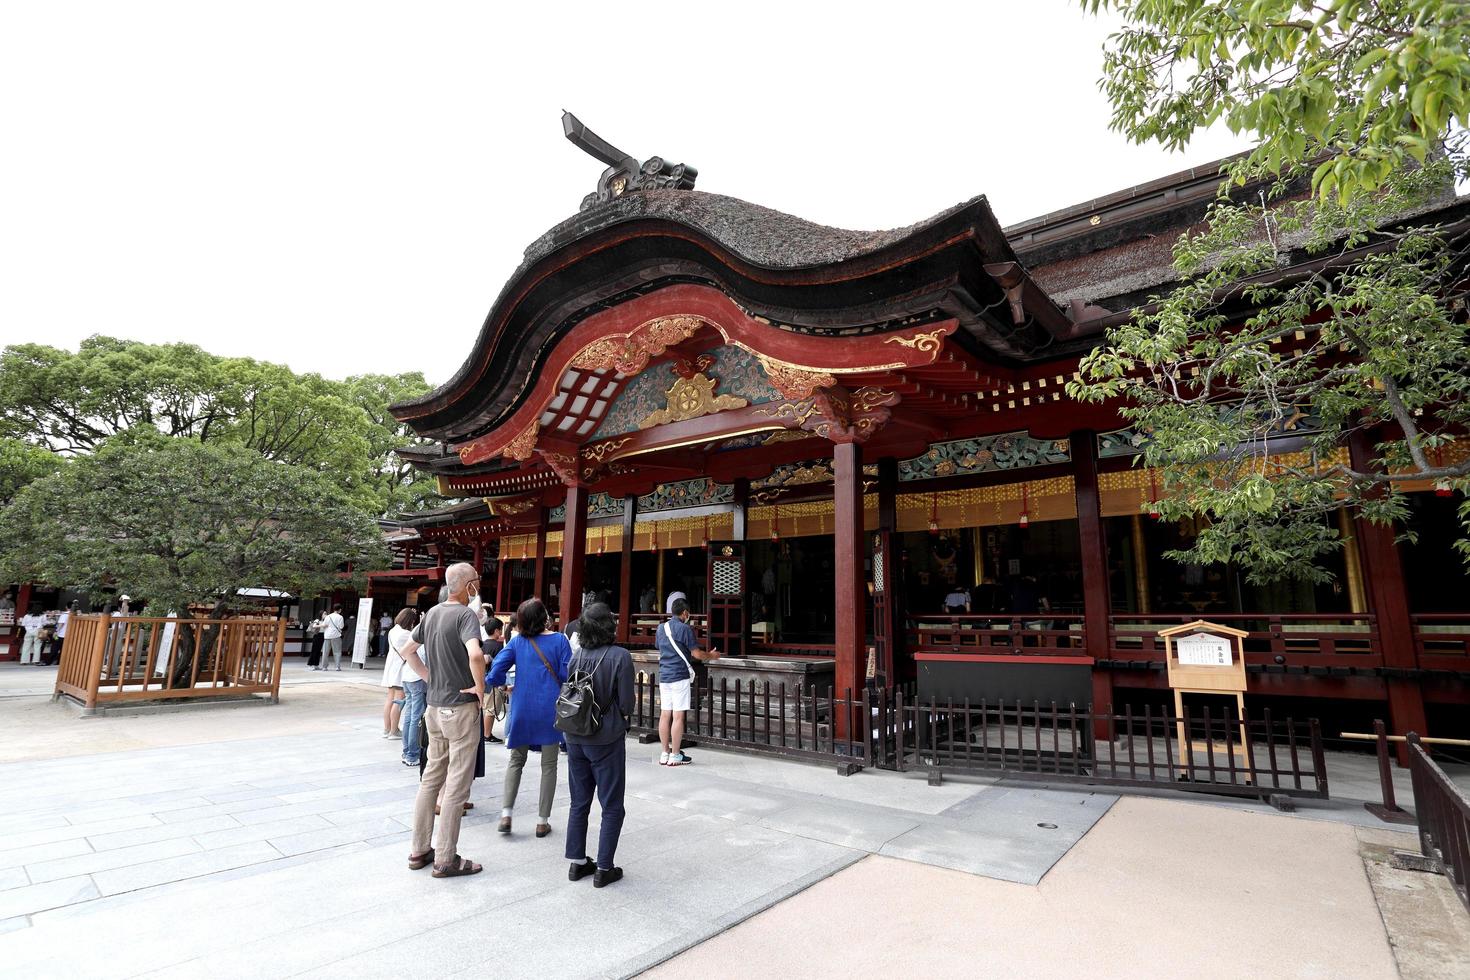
[629,671,869,772]
[892,692,1328,800]
[1407,732,1470,914]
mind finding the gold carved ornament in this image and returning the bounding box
[569,315,704,375]
[582,436,631,464]
[639,372,748,428]
[502,420,541,462]
[882,327,947,356]
[756,354,836,400]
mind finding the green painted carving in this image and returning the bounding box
[636,478,733,514]
[897,431,1071,481]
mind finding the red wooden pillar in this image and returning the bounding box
[616,495,635,644]
[472,540,484,578]
[532,509,548,602]
[833,440,865,714]
[1349,432,1428,762]
[560,484,589,627]
[1071,430,1114,736]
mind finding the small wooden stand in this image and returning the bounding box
[1159,621,1250,774]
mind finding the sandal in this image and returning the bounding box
[431,855,482,878]
[407,848,435,871]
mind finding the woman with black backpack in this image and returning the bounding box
[557,602,633,888]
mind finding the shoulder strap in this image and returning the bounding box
[662,621,696,676]
[527,636,559,682]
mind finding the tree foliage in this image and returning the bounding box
[0,432,387,615]
[342,372,439,514]
[1072,0,1470,581]
[0,336,434,517]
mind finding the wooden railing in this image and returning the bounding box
[1411,614,1470,672]
[1109,613,1380,668]
[909,615,1088,658]
[53,615,287,713]
[626,612,707,647]
[1407,733,1470,914]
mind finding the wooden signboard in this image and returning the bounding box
[1158,620,1249,770]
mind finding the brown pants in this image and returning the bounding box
[412,701,480,863]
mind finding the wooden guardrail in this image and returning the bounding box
[53,615,287,713]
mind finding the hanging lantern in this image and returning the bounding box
[928,493,940,536]
[701,516,710,549]
[771,503,781,542]
[1435,478,1454,498]
[1018,483,1030,530]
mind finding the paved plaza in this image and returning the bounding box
[1,662,1467,978]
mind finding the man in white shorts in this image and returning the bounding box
[655,596,719,765]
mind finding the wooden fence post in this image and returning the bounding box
[85,616,108,715]
[270,616,288,703]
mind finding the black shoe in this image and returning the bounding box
[593,866,623,888]
[569,859,596,882]
[486,734,504,744]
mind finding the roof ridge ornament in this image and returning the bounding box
[562,111,697,211]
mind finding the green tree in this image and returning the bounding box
[0,437,61,505]
[0,432,388,681]
[343,372,440,514]
[1071,0,1470,581]
[0,336,435,516]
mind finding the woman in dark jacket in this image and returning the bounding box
[562,602,634,888]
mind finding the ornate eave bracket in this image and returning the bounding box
[756,385,899,445]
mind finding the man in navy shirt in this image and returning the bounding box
[655,596,719,765]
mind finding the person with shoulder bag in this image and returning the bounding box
[556,602,633,888]
[487,597,571,838]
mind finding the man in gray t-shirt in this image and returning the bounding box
[398,562,486,877]
[411,603,482,708]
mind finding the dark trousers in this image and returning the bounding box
[565,739,626,870]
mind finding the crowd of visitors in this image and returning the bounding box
[4,597,77,666]
[389,563,693,890]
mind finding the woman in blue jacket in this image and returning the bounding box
[488,597,572,838]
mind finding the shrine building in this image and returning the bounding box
[385,120,1470,744]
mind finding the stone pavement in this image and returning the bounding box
[1,661,1466,978]
[0,663,1115,978]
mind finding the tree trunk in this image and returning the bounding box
[169,600,231,689]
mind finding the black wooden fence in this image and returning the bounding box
[1407,732,1470,913]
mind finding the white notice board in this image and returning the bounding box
[351,597,374,665]
[1175,631,1233,667]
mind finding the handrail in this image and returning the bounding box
[1407,733,1470,913]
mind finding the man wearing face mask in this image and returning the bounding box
[399,562,487,878]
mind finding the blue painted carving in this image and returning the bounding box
[898,431,1071,481]
[550,492,622,524]
[637,478,733,514]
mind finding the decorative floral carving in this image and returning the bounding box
[899,431,1071,481]
[503,420,541,462]
[639,372,749,428]
[487,495,538,517]
[582,436,631,464]
[636,478,733,515]
[757,355,836,400]
[536,449,581,486]
[570,315,704,375]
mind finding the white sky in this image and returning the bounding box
[1,1,1245,387]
